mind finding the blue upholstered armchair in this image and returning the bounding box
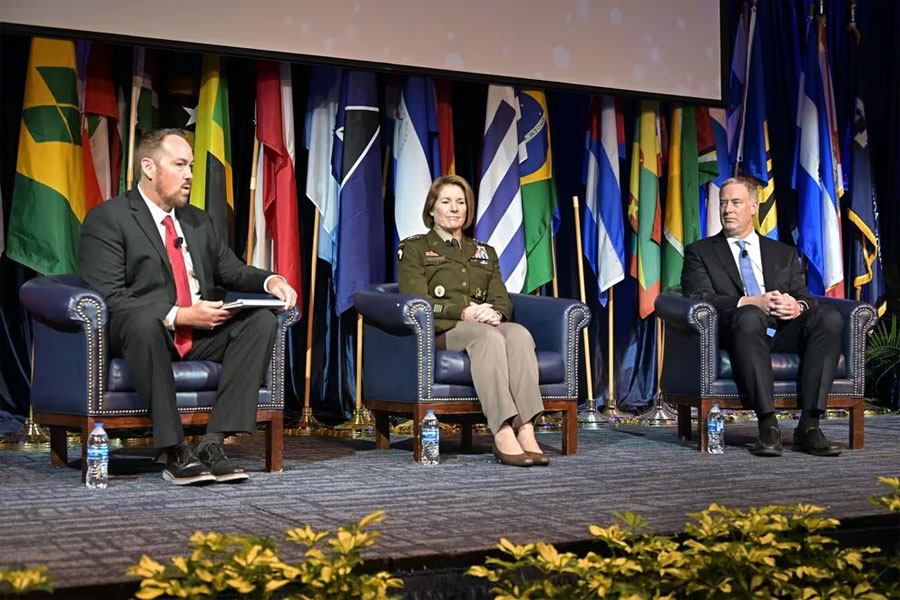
[354,283,590,461]
[19,274,299,478]
[655,293,878,451]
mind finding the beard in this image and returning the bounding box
[156,178,191,210]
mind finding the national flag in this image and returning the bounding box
[725,11,748,164]
[737,5,778,240]
[248,61,302,296]
[305,66,342,265]
[582,95,625,306]
[846,41,885,316]
[393,76,441,241]
[705,108,729,237]
[627,101,662,319]
[662,105,701,292]
[6,38,87,274]
[434,79,455,175]
[518,89,557,293]
[695,106,719,239]
[160,71,199,142]
[475,85,526,293]
[190,55,234,246]
[79,42,118,205]
[793,16,844,298]
[120,47,158,192]
[331,71,385,314]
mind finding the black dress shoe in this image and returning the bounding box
[492,443,534,467]
[748,425,783,457]
[162,443,216,485]
[524,451,550,466]
[794,427,842,456]
[198,443,249,482]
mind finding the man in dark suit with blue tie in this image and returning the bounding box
[681,177,843,457]
[79,129,298,484]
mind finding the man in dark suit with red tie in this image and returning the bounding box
[79,129,298,485]
[681,177,843,457]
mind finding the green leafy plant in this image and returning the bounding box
[0,565,54,596]
[468,478,900,599]
[867,313,900,408]
[127,510,402,600]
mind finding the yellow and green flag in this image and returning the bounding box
[190,55,234,245]
[7,37,87,275]
[627,101,662,319]
[518,90,557,293]
[662,105,701,292]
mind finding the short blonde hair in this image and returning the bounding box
[422,175,475,229]
[720,176,759,203]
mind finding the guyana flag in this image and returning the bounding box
[190,55,233,245]
[7,38,88,275]
[662,105,701,292]
[627,101,662,318]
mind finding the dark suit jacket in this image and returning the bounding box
[78,190,272,322]
[681,232,815,326]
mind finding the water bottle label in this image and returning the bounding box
[87,445,109,461]
[707,421,722,434]
[422,428,439,443]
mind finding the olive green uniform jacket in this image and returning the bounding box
[397,229,513,334]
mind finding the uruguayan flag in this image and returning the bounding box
[583,96,625,306]
[475,85,525,293]
[393,77,440,241]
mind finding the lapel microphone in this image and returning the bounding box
[741,248,748,258]
[174,237,184,249]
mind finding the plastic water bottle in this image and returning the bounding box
[707,404,725,454]
[421,410,440,465]
[86,422,109,489]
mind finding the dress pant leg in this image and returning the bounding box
[770,305,843,412]
[496,323,543,428]
[444,322,519,434]
[109,310,182,449]
[722,305,774,415]
[187,309,279,435]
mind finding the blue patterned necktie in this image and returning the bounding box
[737,240,774,336]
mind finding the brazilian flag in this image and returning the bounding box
[7,38,87,275]
[190,55,233,246]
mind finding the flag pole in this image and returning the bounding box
[550,235,559,298]
[334,314,372,437]
[636,316,676,426]
[244,130,260,264]
[599,287,630,422]
[125,69,140,190]
[572,195,608,427]
[1,347,50,446]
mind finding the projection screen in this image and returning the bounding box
[0,0,724,101]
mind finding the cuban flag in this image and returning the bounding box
[582,96,625,306]
[332,71,385,314]
[475,85,526,293]
[792,17,844,298]
[393,77,441,242]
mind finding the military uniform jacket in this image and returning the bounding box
[397,229,513,334]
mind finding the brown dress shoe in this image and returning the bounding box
[492,443,534,467]
[524,451,550,466]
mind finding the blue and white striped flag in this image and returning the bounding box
[304,66,342,265]
[475,85,526,293]
[705,108,729,237]
[583,96,625,306]
[393,76,441,242]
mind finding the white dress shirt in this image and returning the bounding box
[726,230,766,305]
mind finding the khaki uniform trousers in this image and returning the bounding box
[443,321,543,434]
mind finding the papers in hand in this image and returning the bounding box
[221,298,287,311]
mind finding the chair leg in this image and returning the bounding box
[697,399,713,453]
[460,423,473,452]
[561,402,577,455]
[848,398,864,450]
[50,426,68,468]
[80,419,92,483]
[373,411,391,450]
[677,403,692,441]
[266,412,283,473]
[412,406,426,463]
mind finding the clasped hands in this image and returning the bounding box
[461,301,502,326]
[742,290,802,320]
[174,277,298,330]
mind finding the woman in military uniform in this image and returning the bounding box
[397,175,547,467]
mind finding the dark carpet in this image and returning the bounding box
[0,415,897,595]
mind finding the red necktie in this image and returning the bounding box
[162,215,193,357]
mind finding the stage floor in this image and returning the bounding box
[1,415,898,596]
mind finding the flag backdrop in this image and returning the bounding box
[80,42,119,203]
[305,66,342,265]
[793,16,845,298]
[662,105,701,292]
[190,54,234,246]
[705,107,729,238]
[628,101,662,319]
[332,71,385,314]
[476,85,526,293]
[518,89,557,293]
[434,79,455,176]
[582,95,625,306]
[6,37,87,275]
[393,76,440,242]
